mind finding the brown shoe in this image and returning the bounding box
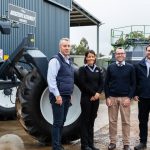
[123,145,131,150]
[108,143,116,150]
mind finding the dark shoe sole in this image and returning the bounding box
[108,147,116,150]
[134,146,146,150]
[134,148,146,150]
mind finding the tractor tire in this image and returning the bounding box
[0,64,28,121]
[0,87,17,120]
[16,68,81,144]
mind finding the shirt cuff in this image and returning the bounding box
[53,90,60,97]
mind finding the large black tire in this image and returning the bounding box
[0,65,28,120]
[16,68,81,144]
[0,87,17,120]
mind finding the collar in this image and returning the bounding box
[59,52,70,60]
[116,61,125,66]
[139,58,147,66]
[84,64,97,67]
[84,64,97,72]
[145,57,150,64]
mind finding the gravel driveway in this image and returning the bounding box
[0,101,150,150]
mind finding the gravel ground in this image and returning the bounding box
[0,101,150,150]
[65,101,150,150]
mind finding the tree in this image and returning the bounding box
[71,38,89,55]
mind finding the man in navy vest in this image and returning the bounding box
[134,44,150,150]
[47,38,74,150]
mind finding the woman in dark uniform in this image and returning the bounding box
[78,50,104,150]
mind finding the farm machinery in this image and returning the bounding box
[111,25,150,63]
[0,18,82,144]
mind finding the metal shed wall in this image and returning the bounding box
[0,0,71,59]
[45,0,71,9]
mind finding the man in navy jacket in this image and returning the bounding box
[134,44,150,150]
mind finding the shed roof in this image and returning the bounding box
[71,1,102,27]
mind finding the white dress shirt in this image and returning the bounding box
[145,58,150,77]
[116,61,125,67]
[47,52,70,97]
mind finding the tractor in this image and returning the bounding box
[0,18,82,144]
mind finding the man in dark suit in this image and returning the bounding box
[134,44,150,150]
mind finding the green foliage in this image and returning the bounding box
[114,37,125,47]
[71,37,89,55]
[112,31,150,51]
[129,31,145,39]
[71,37,104,57]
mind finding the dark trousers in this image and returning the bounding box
[138,98,150,144]
[50,94,71,150]
[80,95,99,148]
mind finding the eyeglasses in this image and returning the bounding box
[115,53,125,55]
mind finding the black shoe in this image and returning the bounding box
[81,146,92,150]
[52,146,65,150]
[134,143,147,150]
[89,146,100,150]
[123,145,131,150]
[108,143,116,150]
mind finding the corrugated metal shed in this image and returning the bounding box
[0,0,71,59]
[0,0,102,59]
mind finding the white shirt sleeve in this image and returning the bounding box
[47,58,60,97]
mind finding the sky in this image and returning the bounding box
[70,0,150,56]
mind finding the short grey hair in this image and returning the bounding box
[59,38,70,46]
